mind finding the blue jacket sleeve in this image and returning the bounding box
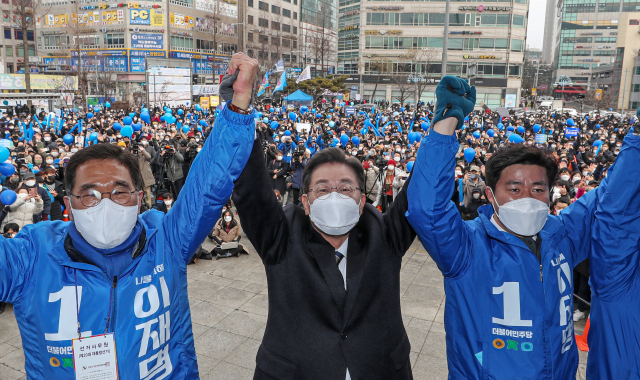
[590,132,640,299]
[406,131,471,278]
[554,182,604,266]
[162,105,255,264]
[0,231,35,303]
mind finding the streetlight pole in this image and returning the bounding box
[533,65,540,110]
[621,67,629,114]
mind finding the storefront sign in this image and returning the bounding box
[130,9,163,25]
[365,30,402,35]
[459,5,510,11]
[131,33,163,49]
[129,27,164,33]
[45,14,70,28]
[339,25,359,31]
[366,6,403,10]
[102,9,124,25]
[170,12,193,30]
[74,11,101,26]
[450,31,482,35]
[463,54,501,59]
[218,2,238,18]
[339,10,360,17]
[171,30,193,36]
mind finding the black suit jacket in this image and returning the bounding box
[232,139,416,380]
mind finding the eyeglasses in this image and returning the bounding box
[70,186,137,208]
[310,183,361,200]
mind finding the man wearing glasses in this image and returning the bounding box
[232,144,416,379]
[0,53,258,379]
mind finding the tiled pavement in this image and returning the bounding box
[0,232,588,379]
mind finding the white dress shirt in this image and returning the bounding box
[335,238,350,380]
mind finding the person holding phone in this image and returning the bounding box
[1,187,43,230]
[19,172,50,222]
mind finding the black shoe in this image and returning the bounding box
[0,302,6,315]
[202,250,213,260]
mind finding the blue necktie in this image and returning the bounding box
[335,251,344,266]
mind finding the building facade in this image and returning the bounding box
[0,11,37,75]
[337,0,529,108]
[610,12,640,111]
[33,0,239,103]
[541,0,561,65]
[552,0,639,92]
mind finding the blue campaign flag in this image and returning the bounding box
[564,127,579,137]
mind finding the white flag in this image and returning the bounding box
[275,59,284,72]
[296,65,311,84]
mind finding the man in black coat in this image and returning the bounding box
[233,143,416,380]
[41,167,65,220]
[267,150,289,197]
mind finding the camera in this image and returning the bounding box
[292,145,305,160]
[130,141,140,155]
[162,145,175,158]
[186,142,198,160]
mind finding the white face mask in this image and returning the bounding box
[17,193,28,199]
[164,200,172,206]
[490,189,549,236]
[46,159,53,164]
[51,151,59,157]
[24,180,36,187]
[276,156,283,161]
[388,165,395,171]
[473,193,481,200]
[455,171,462,177]
[224,216,232,222]
[560,175,570,181]
[44,136,51,142]
[308,192,361,236]
[71,148,78,153]
[71,198,138,249]
[141,141,148,146]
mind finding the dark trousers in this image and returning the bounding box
[165,178,184,200]
[573,270,591,312]
[292,188,301,205]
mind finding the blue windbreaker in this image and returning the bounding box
[0,105,255,380]
[587,130,640,380]
[406,130,604,380]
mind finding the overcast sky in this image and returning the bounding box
[527,0,548,49]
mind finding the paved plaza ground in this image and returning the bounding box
[0,232,588,379]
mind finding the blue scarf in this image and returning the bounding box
[68,221,143,280]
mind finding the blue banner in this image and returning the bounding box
[345,106,356,115]
[129,50,167,73]
[564,127,579,137]
[131,34,163,49]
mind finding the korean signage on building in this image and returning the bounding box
[102,9,124,25]
[170,13,193,29]
[130,9,164,25]
[73,11,101,26]
[365,6,403,10]
[218,2,238,17]
[463,54,501,59]
[195,0,217,12]
[131,34,163,49]
[365,30,402,35]
[0,74,78,90]
[129,50,166,72]
[45,14,70,28]
[458,5,511,11]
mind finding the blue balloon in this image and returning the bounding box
[473,131,481,139]
[270,121,279,129]
[196,104,202,112]
[487,129,495,137]
[263,117,269,123]
[166,109,173,115]
[89,132,98,141]
[0,147,9,162]
[140,112,150,124]
[182,126,189,133]
[406,161,414,173]
[289,112,297,121]
[408,132,418,144]
[316,113,322,118]
[197,120,206,127]
[509,134,525,144]
[327,115,332,119]
[330,109,334,113]
[94,107,100,113]
[0,162,14,176]
[497,123,504,130]
[351,136,360,146]
[284,130,291,136]
[400,107,405,112]
[507,126,515,132]
[533,124,541,133]
[177,109,184,115]
[63,134,74,145]
[87,112,94,119]
[170,116,177,124]
[312,109,316,113]
[567,119,575,127]
[340,134,349,146]
[516,126,525,134]
[132,123,142,132]
[0,189,16,205]
[595,124,601,129]
[123,116,133,125]
[113,122,122,131]
[141,108,149,113]
[105,102,111,108]
[464,148,476,163]
[593,140,603,147]
[129,113,135,118]
[420,122,429,130]
[329,121,335,128]
[121,126,133,138]
[269,108,274,113]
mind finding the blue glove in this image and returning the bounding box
[431,76,476,130]
[219,72,239,103]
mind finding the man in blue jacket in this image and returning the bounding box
[0,52,258,380]
[406,76,616,379]
[587,121,640,380]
